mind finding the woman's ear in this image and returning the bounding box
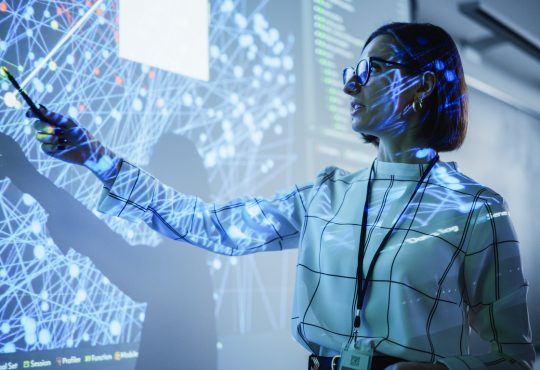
[417,71,436,100]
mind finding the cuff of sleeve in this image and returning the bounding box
[436,355,486,370]
[96,160,156,222]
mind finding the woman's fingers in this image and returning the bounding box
[33,120,54,133]
[35,132,68,145]
[26,108,76,128]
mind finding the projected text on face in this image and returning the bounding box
[119,0,209,81]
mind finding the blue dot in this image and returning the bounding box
[444,70,455,82]
[434,60,445,71]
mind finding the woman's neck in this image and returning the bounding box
[377,137,437,164]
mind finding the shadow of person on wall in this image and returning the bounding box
[0,131,217,370]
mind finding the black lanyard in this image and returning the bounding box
[353,155,439,329]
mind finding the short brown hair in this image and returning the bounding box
[360,22,468,152]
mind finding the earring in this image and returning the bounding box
[412,97,423,112]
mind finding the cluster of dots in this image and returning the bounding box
[0,180,145,353]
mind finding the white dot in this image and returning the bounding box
[22,193,36,206]
[110,320,121,336]
[38,329,51,344]
[74,289,87,305]
[234,13,247,29]
[1,323,10,334]
[3,92,19,108]
[94,115,103,125]
[68,106,78,119]
[132,98,143,111]
[238,34,253,48]
[0,269,6,278]
[182,93,193,107]
[251,131,263,145]
[69,264,80,278]
[212,258,222,270]
[288,102,296,113]
[210,45,220,59]
[230,257,238,266]
[216,341,223,349]
[66,338,73,347]
[283,56,293,70]
[40,291,48,300]
[220,0,234,12]
[233,66,244,78]
[30,221,41,234]
[139,313,145,322]
[66,54,75,64]
[2,343,15,353]
[33,244,45,260]
[204,151,217,168]
[253,65,262,77]
[82,333,89,341]
[25,333,36,345]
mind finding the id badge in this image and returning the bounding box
[338,341,374,370]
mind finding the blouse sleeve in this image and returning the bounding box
[436,195,536,370]
[96,159,316,255]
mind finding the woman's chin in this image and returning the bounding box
[351,116,367,133]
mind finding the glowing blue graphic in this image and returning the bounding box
[0,179,145,353]
[0,0,296,358]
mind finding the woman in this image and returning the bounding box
[29,23,534,370]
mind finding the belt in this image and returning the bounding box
[308,353,403,370]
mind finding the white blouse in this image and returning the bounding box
[97,158,535,370]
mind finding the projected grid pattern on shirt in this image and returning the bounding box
[97,159,535,370]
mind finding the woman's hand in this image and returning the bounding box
[384,362,448,370]
[28,106,122,184]
[28,106,100,166]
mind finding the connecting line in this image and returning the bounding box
[19,0,106,89]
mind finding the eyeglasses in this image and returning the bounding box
[342,56,411,88]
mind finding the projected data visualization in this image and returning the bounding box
[0,178,144,367]
[1,0,297,368]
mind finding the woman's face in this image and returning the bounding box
[344,34,418,140]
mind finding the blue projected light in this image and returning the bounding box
[0,179,145,353]
[0,0,296,365]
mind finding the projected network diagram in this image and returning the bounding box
[0,0,296,364]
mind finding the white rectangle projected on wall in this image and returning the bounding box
[118,0,209,81]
